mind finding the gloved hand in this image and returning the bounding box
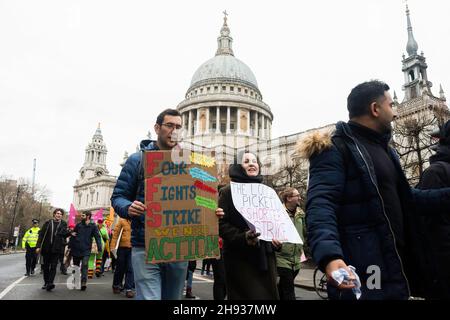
[245,230,261,246]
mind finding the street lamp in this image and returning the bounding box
[38,196,47,222]
[8,184,25,248]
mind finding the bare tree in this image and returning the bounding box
[263,158,309,202]
[392,105,450,185]
[0,176,53,244]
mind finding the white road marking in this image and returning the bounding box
[0,276,26,300]
[15,282,107,286]
[193,274,214,283]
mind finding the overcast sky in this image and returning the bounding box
[0,0,449,209]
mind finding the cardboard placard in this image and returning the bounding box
[230,182,303,244]
[144,150,220,263]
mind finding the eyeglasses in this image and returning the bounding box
[161,123,182,130]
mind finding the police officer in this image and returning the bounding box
[22,219,40,276]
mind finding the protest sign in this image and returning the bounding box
[144,149,220,263]
[230,182,303,244]
[68,204,78,228]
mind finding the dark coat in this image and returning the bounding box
[218,185,279,300]
[69,221,102,257]
[111,140,158,247]
[36,219,69,255]
[188,260,197,273]
[303,121,450,300]
[416,145,450,299]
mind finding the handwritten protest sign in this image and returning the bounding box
[144,150,220,263]
[230,182,303,244]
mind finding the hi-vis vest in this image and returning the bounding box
[22,227,40,248]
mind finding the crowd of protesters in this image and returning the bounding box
[18,95,450,300]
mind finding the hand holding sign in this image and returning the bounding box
[128,200,146,217]
[271,239,282,251]
[215,208,224,219]
[245,230,261,246]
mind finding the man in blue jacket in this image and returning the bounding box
[111,109,188,300]
[69,211,102,291]
[299,80,450,300]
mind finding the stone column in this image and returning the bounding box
[254,112,259,138]
[237,108,241,134]
[216,106,221,134]
[188,110,192,137]
[196,109,200,134]
[182,113,186,131]
[261,115,265,139]
[226,107,231,134]
[205,108,210,134]
[247,110,250,136]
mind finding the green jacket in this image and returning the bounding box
[276,206,305,271]
[98,225,109,254]
[22,227,40,248]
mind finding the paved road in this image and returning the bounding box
[189,273,322,300]
[0,253,27,294]
[0,253,321,300]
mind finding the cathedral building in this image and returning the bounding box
[73,124,116,213]
[177,14,273,153]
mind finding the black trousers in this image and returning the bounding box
[201,258,212,274]
[42,252,60,285]
[113,248,134,290]
[25,247,37,274]
[59,253,67,273]
[277,267,299,300]
[211,256,226,300]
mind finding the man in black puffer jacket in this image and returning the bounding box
[299,81,450,300]
[417,120,450,299]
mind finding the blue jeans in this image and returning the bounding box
[186,270,193,289]
[132,247,188,300]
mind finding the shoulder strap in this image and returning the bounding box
[40,221,50,247]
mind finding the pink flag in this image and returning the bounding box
[68,204,78,229]
[93,208,104,223]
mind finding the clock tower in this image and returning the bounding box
[73,124,117,213]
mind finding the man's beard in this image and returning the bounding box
[158,137,177,150]
[381,121,393,135]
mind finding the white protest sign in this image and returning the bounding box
[230,182,303,244]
